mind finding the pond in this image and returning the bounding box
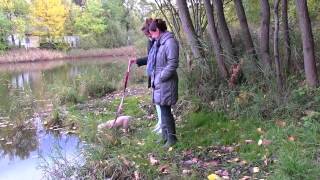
[0,58,128,180]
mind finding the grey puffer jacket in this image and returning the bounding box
[149,31,179,106]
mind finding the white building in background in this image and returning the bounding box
[7,35,80,48]
[7,35,40,48]
[63,36,80,48]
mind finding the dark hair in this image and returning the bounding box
[149,19,167,32]
[141,18,153,34]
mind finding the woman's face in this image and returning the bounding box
[144,31,151,38]
[150,28,160,39]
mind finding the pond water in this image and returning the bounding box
[0,58,126,180]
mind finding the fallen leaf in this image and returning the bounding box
[256,128,265,134]
[182,169,192,175]
[240,176,251,180]
[222,146,234,152]
[192,157,199,163]
[148,154,159,166]
[182,160,194,166]
[204,160,219,167]
[275,120,286,127]
[258,139,272,146]
[262,139,272,146]
[304,110,317,116]
[182,149,193,156]
[215,170,229,177]
[134,171,141,180]
[239,160,247,165]
[288,136,296,142]
[251,167,260,173]
[208,173,222,180]
[159,165,169,174]
[245,140,254,144]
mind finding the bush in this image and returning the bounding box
[40,41,71,52]
[86,82,116,98]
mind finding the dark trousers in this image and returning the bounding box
[160,105,177,142]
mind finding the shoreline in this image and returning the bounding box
[0,46,137,65]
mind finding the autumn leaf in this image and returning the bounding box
[182,169,192,175]
[251,167,260,173]
[245,139,254,144]
[275,120,286,127]
[148,154,159,166]
[207,173,222,180]
[159,165,170,174]
[288,135,296,141]
[256,128,265,134]
[258,139,272,146]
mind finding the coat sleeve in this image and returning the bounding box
[160,39,179,82]
[136,56,147,67]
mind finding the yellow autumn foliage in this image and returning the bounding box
[31,0,68,37]
[0,0,14,11]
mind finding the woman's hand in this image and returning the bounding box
[129,58,137,64]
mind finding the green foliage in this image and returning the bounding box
[40,41,71,51]
[47,62,125,105]
[74,0,106,36]
[0,12,11,51]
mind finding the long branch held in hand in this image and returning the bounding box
[111,59,133,128]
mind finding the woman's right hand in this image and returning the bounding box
[129,58,137,64]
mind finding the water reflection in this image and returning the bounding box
[0,119,38,160]
[0,117,83,180]
[0,58,121,179]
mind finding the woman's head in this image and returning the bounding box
[141,18,153,38]
[149,19,167,39]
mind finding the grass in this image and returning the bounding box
[39,56,320,179]
[46,62,126,105]
[42,80,320,179]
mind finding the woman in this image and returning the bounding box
[130,18,162,134]
[148,19,179,147]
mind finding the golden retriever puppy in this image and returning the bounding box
[97,116,132,132]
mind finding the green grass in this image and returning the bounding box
[44,74,320,179]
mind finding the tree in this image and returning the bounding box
[282,0,292,74]
[273,0,283,91]
[74,0,106,47]
[259,0,271,69]
[233,0,258,61]
[176,0,204,59]
[204,0,228,78]
[214,0,236,61]
[74,0,106,35]
[0,0,29,46]
[64,1,81,35]
[295,0,319,87]
[0,12,11,50]
[31,0,68,38]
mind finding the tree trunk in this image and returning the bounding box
[274,0,283,91]
[295,0,319,87]
[176,0,204,59]
[260,0,272,69]
[204,0,229,78]
[214,0,236,61]
[282,0,292,74]
[11,35,15,46]
[233,0,258,61]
